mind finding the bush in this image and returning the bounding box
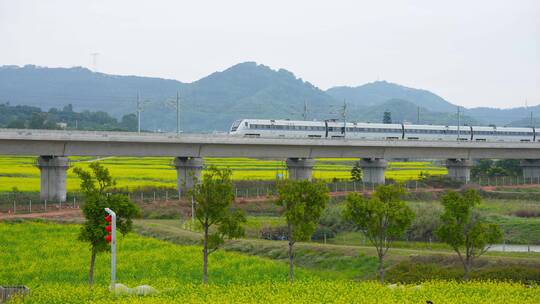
[311,226,336,241]
[419,174,463,189]
[386,260,540,284]
[318,204,352,233]
[407,203,442,242]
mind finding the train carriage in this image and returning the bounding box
[229,119,537,143]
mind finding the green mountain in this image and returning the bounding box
[0,65,186,118]
[349,99,477,126]
[0,63,536,132]
[326,81,456,113]
[466,106,540,127]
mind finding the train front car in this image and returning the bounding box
[228,119,327,138]
[229,119,245,135]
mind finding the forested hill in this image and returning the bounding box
[326,81,456,113]
[0,63,537,132]
[0,103,137,131]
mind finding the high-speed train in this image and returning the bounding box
[229,119,538,142]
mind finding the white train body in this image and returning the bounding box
[229,119,537,142]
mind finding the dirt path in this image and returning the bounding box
[0,208,81,220]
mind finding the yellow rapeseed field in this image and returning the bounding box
[0,156,446,192]
[1,222,538,303]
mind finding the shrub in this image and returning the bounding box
[386,260,540,284]
[311,226,336,241]
[407,203,442,242]
[419,174,463,188]
[318,204,352,233]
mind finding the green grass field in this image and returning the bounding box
[1,222,539,303]
[0,156,447,192]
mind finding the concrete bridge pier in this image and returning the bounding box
[286,158,315,180]
[37,156,69,202]
[359,158,387,184]
[446,158,472,183]
[521,159,540,181]
[174,157,203,196]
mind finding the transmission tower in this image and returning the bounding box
[90,53,100,71]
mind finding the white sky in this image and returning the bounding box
[0,0,538,108]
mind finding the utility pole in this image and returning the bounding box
[137,92,141,133]
[417,106,420,124]
[525,99,533,127]
[341,100,347,137]
[302,100,308,120]
[176,91,180,134]
[457,106,461,140]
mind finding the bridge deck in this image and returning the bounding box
[1,128,539,159]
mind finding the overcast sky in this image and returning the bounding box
[1,0,538,108]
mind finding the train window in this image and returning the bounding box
[245,122,248,127]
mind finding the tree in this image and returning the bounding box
[73,162,140,286]
[7,119,26,129]
[276,180,329,283]
[495,159,522,176]
[120,113,138,131]
[190,166,246,284]
[62,104,74,113]
[436,189,502,281]
[343,184,414,283]
[29,112,47,129]
[383,111,392,124]
[351,161,362,182]
[471,159,521,178]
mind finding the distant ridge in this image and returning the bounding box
[0,63,537,131]
[326,81,456,113]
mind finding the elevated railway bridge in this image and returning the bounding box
[1,128,539,202]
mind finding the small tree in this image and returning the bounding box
[351,162,362,182]
[276,180,329,283]
[190,166,246,284]
[73,162,140,286]
[343,184,414,283]
[436,189,502,281]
